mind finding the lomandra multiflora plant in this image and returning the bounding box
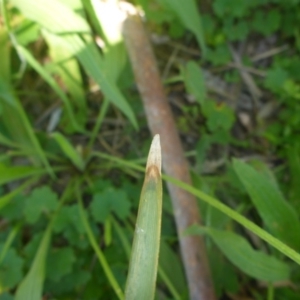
[125,134,163,300]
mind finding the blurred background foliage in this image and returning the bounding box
[1,0,300,299]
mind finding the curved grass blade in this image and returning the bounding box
[233,159,300,251]
[16,45,83,133]
[92,152,300,266]
[11,0,138,128]
[76,186,124,300]
[125,134,162,300]
[0,78,53,176]
[52,132,85,171]
[0,177,37,210]
[162,0,206,56]
[15,221,52,300]
[0,164,45,185]
[188,226,290,282]
[0,223,20,265]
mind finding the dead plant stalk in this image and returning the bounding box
[121,8,216,300]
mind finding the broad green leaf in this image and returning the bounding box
[52,132,85,171]
[11,0,138,128]
[0,247,24,290]
[46,247,75,281]
[213,0,250,17]
[182,61,206,105]
[233,159,300,251]
[202,101,235,131]
[53,204,84,235]
[162,0,206,55]
[190,226,290,282]
[208,248,239,296]
[125,135,162,300]
[45,267,90,295]
[24,186,59,224]
[90,188,131,223]
[252,9,281,36]
[15,222,52,300]
[0,164,44,185]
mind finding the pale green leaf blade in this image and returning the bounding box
[0,178,37,210]
[163,0,206,55]
[182,60,206,105]
[91,0,127,82]
[11,0,138,128]
[0,164,44,185]
[11,0,90,33]
[43,30,87,113]
[190,226,290,282]
[52,132,85,171]
[233,159,300,251]
[16,45,83,132]
[77,190,124,300]
[15,223,52,300]
[92,153,300,266]
[0,66,53,175]
[125,135,163,300]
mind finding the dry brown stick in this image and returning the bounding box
[121,9,216,300]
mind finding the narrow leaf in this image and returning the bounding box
[15,222,52,300]
[125,134,163,300]
[77,189,124,300]
[182,60,206,105]
[196,227,290,282]
[11,0,138,128]
[16,45,83,132]
[233,159,300,251]
[0,164,44,185]
[163,0,206,55]
[52,132,85,171]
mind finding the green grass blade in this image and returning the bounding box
[0,164,45,185]
[0,70,53,176]
[76,186,124,300]
[92,152,300,266]
[43,30,87,113]
[11,0,138,128]
[163,0,206,56]
[15,222,52,300]
[125,134,162,300]
[52,132,85,171]
[16,45,83,132]
[0,223,20,265]
[0,177,37,210]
